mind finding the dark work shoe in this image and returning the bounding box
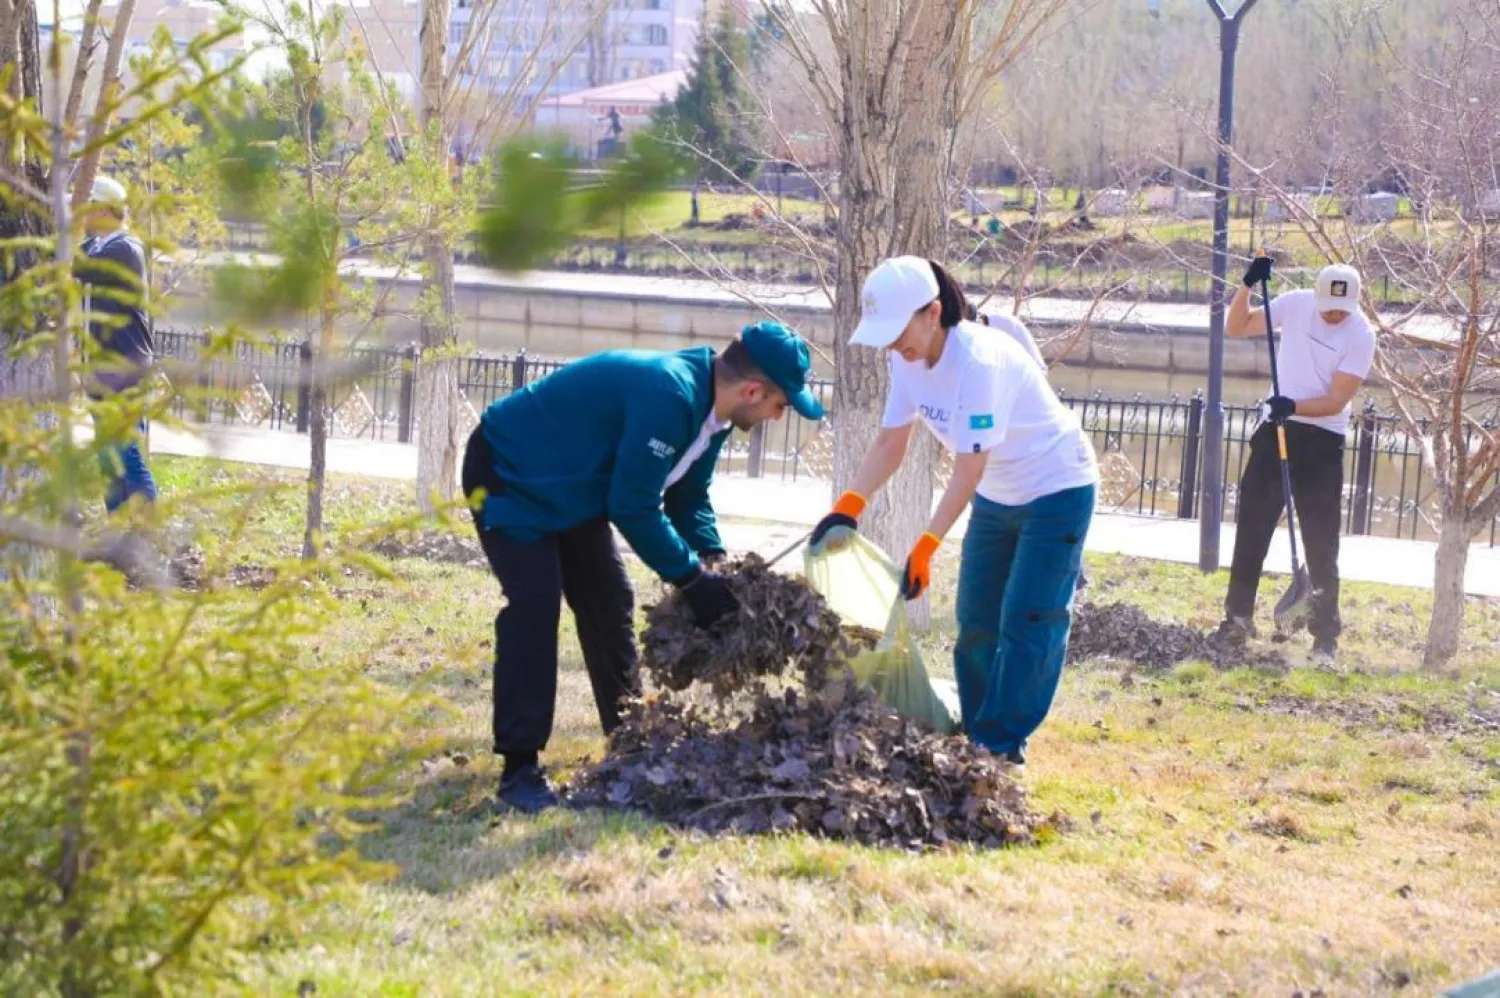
[1208,616,1254,650]
[989,746,1025,773]
[496,764,559,815]
[1310,639,1338,668]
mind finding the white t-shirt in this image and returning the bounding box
[1267,289,1376,435]
[882,320,1099,507]
[978,310,1047,372]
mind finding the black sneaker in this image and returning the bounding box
[1208,616,1254,650]
[497,763,559,815]
[990,746,1025,773]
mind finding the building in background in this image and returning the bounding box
[84,0,707,160]
[346,0,421,102]
[532,68,685,158]
[448,0,703,133]
[58,0,251,121]
[102,0,248,74]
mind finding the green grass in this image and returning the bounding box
[145,456,1500,996]
[573,190,825,241]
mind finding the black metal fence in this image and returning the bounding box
[1066,391,1500,547]
[151,330,1497,546]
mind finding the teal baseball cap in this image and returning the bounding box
[739,320,824,421]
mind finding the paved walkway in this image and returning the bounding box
[129,421,1500,597]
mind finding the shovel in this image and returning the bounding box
[1255,251,1315,632]
[765,529,812,569]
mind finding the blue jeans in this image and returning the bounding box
[953,484,1095,756]
[101,421,158,513]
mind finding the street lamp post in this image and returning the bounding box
[1198,0,1261,573]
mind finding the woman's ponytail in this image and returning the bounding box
[928,260,972,328]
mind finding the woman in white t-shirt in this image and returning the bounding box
[808,256,1099,766]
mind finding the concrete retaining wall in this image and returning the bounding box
[161,267,1284,383]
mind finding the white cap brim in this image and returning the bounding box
[849,315,906,349]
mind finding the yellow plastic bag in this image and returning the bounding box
[804,535,961,734]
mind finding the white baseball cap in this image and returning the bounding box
[849,256,939,349]
[1315,263,1361,313]
[87,175,128,212]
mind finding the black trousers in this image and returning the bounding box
[461,427,640,756]
[1225,420,1344,643]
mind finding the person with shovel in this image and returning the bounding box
[807,256,1099,767]
[1210,257,1375,664]
[462,320,825,813]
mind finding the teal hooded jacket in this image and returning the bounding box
[476,347,727,582]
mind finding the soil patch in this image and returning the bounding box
[171,545,276,591]
[368,530,486,568]
[1257,691,1500,740]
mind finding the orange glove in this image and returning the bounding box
[809,491,866,555]
[900,532,941,600]
[831,491,867,519]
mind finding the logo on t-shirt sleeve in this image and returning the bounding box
[969,413,994,430]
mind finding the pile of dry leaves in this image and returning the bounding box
[640,554,878,696]
[1067,601,1211,670]
[566,679,1052,848]
[571,555,1053,849]
[1067,601,1289,672]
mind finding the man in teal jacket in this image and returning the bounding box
[462,320,824,812]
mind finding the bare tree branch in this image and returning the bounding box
[70,0,140,205]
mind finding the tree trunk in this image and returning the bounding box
[0,0,53,585]
[47,17,95,982]
[303,365,327,559]
[302,304,334,561]
[415,238,462,510]
[892,0,958,253]
[0,0,43,124]
[413,0,462,511]
[297,46,326,562]
[0,337,53,585]
[828,2,902,559]
[828,0,960,628]
[1424,510,1470,669]
[62,0,105,132]
[69,0,138,206]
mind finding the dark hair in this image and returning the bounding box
[927,261,972,328]
[718,338,768,383]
